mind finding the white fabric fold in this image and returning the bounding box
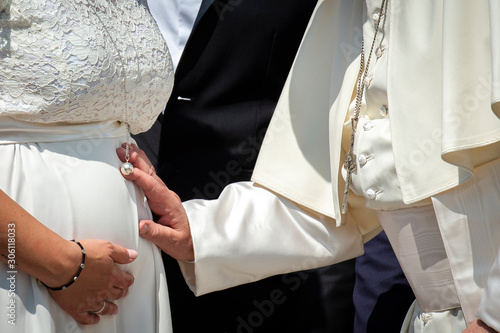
[178,182,372,296]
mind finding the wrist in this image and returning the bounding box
[38,239,83,288]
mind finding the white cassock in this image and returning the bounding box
[177,0,500,331]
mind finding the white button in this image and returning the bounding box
[372,12,380,22]
[366,188,377,200]
[363,121,374,131]
[379,105,388,117]
[376,47,384,58]
[358,154,368,166]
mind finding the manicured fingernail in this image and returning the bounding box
[127,249,138,260]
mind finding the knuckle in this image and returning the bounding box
[104,240,113,251]
[96,289,112,301]
[148,165,155,176]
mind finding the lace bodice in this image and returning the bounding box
[0,0,173,134]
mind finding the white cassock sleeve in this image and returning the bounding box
[177,181,370,296]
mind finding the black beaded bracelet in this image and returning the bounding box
[40,240,86,291]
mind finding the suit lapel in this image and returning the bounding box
[193,0,214,28]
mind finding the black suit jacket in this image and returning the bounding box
[158,0,317,201]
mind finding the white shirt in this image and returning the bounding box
[148,0,203,70]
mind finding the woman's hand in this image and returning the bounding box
[117,144,194,261]
[44,239,137,325]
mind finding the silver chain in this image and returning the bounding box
[342,0,387,214]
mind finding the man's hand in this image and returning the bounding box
[117,144,194,261]
[463,319,498,333]
[47,239,136,325]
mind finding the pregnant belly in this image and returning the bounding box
[0,136,150,251]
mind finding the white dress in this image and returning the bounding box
[0,0,174,332]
